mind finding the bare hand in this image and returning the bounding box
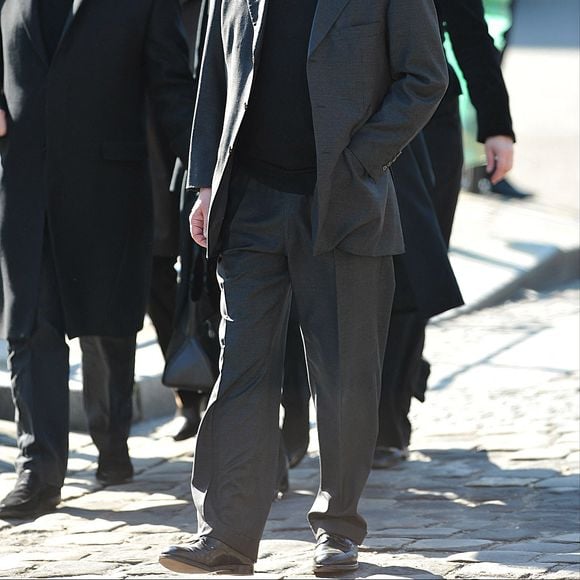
[190,187,211,248]
[0,109,7,137]
[485,135,514,185]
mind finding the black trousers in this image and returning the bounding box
[8,237,136,487]
[377,311,426,449]
[79,335,136,461]
[191,169,395,560]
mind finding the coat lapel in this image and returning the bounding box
[309,0,351,55]
[55,0,87,55]
[247,0,268,57]
[18,0,49,67]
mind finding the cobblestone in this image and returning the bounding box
[447,550,541,564]
[451,562,552,578]
[409,538,494,551]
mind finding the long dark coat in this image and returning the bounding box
[0,0,194,339]
[148,0,203,258]
[392,132,463,319]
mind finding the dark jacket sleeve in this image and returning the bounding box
[186,0,226,190]
[348,0,449,183]
[145,0,196,163]
[438,0,515,143]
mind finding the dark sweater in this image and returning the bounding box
[236,0,318,195]
[39,0,73,59]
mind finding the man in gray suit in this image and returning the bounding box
[160,0,448,575]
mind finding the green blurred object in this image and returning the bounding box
[444,0,512,168]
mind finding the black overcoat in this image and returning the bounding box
[0,0,194,339]
[392,132,463,319]
[148,0,202,258]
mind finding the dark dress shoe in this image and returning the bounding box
[372,446,409,470]
[159,535,254,575]
[0,470,61,519]
[464,166,533,200]
[96,454,134,486]
[491,178,533,200]
[287,441,309,469]
[313,532,358,575]
[173,416,201,441]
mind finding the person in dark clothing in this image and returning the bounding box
[374,132,463,468]
[158,0,448,575]
[31,0,141,488]
[373,0,517,468]
[426,0,516,245]
[0,0,194,518]
[146,0,209,442]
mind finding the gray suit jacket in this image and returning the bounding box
[188,0,448,258]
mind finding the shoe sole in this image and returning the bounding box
[313,562,359,576]
[159,554,253,575]
[96,475,134,487]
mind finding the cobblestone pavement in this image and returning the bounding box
[0,281,578,579]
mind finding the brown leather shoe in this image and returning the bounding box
[159,536,254,575]
[313,532,358,575]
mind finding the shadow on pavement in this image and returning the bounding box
[358,564,443,579]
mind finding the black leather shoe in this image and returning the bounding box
[491,178,533,200]
[372,446,409,470]
[159,536,254,575]
[313,533,358,575]
[464,166,533,200]
[96,454,134,486]
[173,416,201,442]
[0,470,61,519]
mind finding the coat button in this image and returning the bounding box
[382,164,388,172]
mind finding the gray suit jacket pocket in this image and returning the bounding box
[327,148,404,257]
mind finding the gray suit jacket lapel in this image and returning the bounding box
[309,0,351,55]
[246,0,260,25]
[18,0,49,66]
